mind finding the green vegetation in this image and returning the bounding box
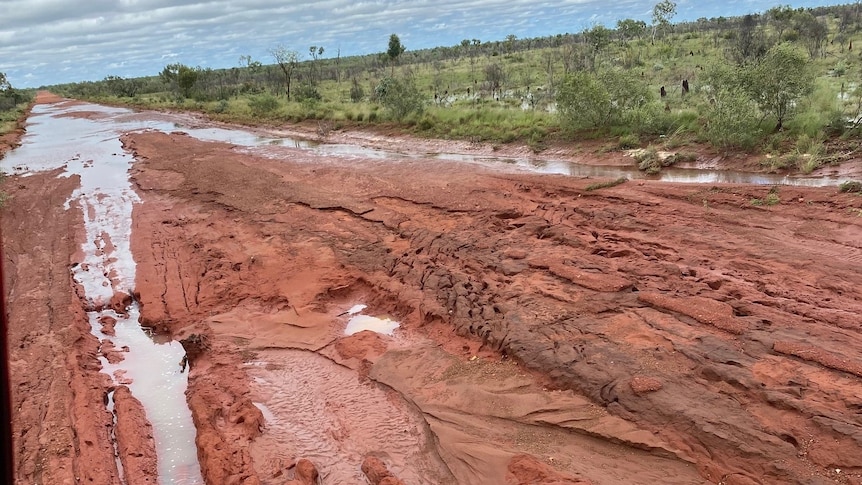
[0,72,34,138]
[586,177,628,191]
[751,186,782,206]
[839,180,862,193]
[46,2,862,171]
[1,71,35,206]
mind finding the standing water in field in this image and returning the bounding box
[1,101,203,484]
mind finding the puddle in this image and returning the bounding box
[5,100,850,188]
[341,304,399,336]
[344,315,400,336]
[245,349,450,484]
[2,102,203,484]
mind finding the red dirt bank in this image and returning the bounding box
[4,93,862,484]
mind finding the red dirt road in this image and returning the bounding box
[4,94,862,484]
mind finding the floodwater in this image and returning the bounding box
[5,101,849,187]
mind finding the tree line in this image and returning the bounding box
[49,1,862,164]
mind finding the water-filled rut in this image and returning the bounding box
[2,100,203,484]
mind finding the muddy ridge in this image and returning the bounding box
[4,95,862,484]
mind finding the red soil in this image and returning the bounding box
[4,92,862,484]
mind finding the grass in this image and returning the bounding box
[0,102,30,137]
[48,5,862,172]
[586,177,628,191]
[751,186,781,206]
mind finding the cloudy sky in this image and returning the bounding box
[0,0,836,88]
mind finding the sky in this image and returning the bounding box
[0,0,841,88]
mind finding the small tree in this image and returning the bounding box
[794,11,828,59]
[743,43,814,131]
[307,45,324,85]
[651,0,677,43]
[387,34,406,75]
[505,34,518,55]
[730,14,770,64]
[583,25,612,70]
[484,63,505,97]
[616,19,647,44]
[160,64,199,98]
[269,46,300,99]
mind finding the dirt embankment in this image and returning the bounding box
[121,126,862,484]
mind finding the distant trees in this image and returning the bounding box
[767,5,795,41]
[616,19,647,44]
[103,75,140,98]
[238,55,263,93]
[0,72,29,111]
[159,64,199,98]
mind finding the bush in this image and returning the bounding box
[752,187,781,206]
[839,180,862,193]
[295,84,322,104]
[634,147,662,174]
[703,88,761,149]
[617,133,640,149]
[557,70,651,132]
[247,94,280,116]
[374,77,425,121]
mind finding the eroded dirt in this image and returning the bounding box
[4,94,862,484]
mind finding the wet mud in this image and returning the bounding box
[3,93,862,484]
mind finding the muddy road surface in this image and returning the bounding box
[3,93,862,484]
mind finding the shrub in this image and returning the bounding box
[374,77,425,121]
[753,187,781,206]
[617,133,640,149]
[839,181,862,193]
[557,70,651,131]
[247,94,280,116]
[295,84,322,104]
[703,88,761,149]
[634,147,662,174]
